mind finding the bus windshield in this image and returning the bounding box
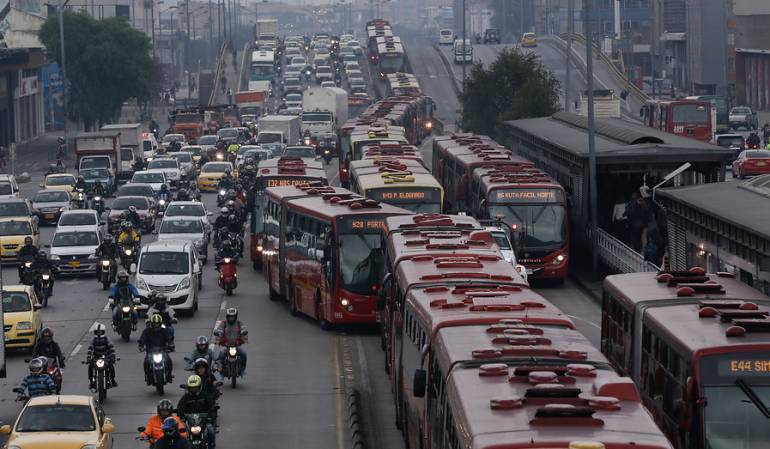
[489,204,567,249]
[252,64,274,76]
[379,55,404,73]
[337,218,385,294]
[673,104,709,123]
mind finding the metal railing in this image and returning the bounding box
[596,227,660,273]
[209,43,228,106]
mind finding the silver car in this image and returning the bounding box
[156,216,209,261]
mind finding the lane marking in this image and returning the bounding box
[220,300,227,311]
[70,344,82,357]
[333,334,344,449]
[103,303,111,312]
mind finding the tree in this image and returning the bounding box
[39,11,159,129]
[460,48,560,142]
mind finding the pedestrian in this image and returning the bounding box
[624,186,653,252]
[227,88,233,105]
[611,192,627,242]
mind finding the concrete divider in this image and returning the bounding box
[432,44,462,96]
[209,43,228,106]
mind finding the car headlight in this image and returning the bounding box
[136,277,148,290]
[16,321,33,330]
[121,306,131,313]
[190,425,202,435]
[102,259,111,266]
[257,245,263,252]
[41,274,50,280]
[58,207,65,212]
[178,276,191,290]
[228,347,237,357]
[152,353,164,363]
[50,255,60,260]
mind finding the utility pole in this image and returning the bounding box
[57,0,68,144]
[208,0,213,64]
[222,0,227,45]
[564,0,573,111]
[151,0,156,59]
[185,0,190,72]
[585,0,599,275]
[461,0,466,92]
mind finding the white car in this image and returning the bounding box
[0,175,20,199]
[169,152,195,179]
[142,132,159,159]
[486,226,528,283]
[347,40,362,55]
[164,201,213,233]
[56,210,102,234]
[161,134,186,150]
[135,240,202,315]
[156,216,209,261]
[49,228,101,275]
[320,81,336,88]
[147,158,181,184]
[131,170,168,193]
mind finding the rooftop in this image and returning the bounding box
[394,254,528,293]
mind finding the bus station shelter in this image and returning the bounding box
[657,176,770,294]
[504,111,732,272]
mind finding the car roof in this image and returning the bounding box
[0,216,33,223]
[168,201,204,207]
[46,173,75,178]
[142,240,193,252]
[60,209,98,217]
[3,285,33,293]
[161,215,200,222]
[27,394,93,406]
[119,183,154,190]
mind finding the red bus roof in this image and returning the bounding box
[264,184,349,203]
[255,157,328,184]
[604,270,770,355]
[350,159,430,176]
[472,165,563,197]
[394,254,529,293]
[446,363,674,449]
[432,133,497,153]
[386,228,502,270]
[384,214,483,235]
[286,191,411,222]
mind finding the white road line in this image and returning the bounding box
[103,303,111,312]
[219,300,227,311]
[69,344,82,357]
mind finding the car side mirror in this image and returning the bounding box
[99,222,106,226]
[44,244,51,249]
[102,422,116,433]
[0,425,10,435]
[207,212,213,216]
[413,369,427,398]
[38,184,44,188]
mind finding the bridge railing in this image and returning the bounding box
[596,227,660,273]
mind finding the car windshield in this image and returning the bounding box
[3,291,31,313]
[34,191,69,203]
[163,135,184,143]
[182,147,202,156]
[302,112,332,122]
[160,219,203,234]
[285,79,301,86]
[81,168,111,179]
[338,232,384,295]
[58,213,96,226]
[717,136,744,146]
[148,160,177,169]
[0,221,32,236]
[46,176,75,186]
[489,204,567,249]
[166,204,205,217]
[198,136,217,145]
[80,158,109,169]
[732,107,751,114]
[257,133,282,144]
[285,94,301,102]
[133,173,164,183]
[118,186,153,197]
[16,404,96,432]
[202,164,230,173]
[139,251,189,275]
[491,232,512,250]
[0,202,29,217]
[112,197,148,210]
[218,129,238,138]
[53,231,98,246]
[172,153,192,162]
[245,150,266,161]
[283,147,316,158]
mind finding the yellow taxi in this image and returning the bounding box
[0,395,115,448]
[0,217,40,262]
[40,173,77,198]
[521,32,538,47]
[3,285,42,350]
[197,161,236,192]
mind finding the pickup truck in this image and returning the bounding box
[729,106,758,131]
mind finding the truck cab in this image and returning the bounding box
[172,111,205,143]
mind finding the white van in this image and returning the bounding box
[135,240,202,315]
[453,39,473,64]
[439,28,454,45]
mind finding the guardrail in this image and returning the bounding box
[209,43,228,106]
[596,227,660,273]
[558,33,648,104]
[238,42,250,92]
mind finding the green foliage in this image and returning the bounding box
[39,11,159,127]
[460,48,560,141]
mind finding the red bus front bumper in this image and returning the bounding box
[519,251,569,280]
[328,289,378,324]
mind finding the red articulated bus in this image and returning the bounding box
[249,158,328,269]
[641,99,713,142]
[602,268,770,449]
[360,143,425,167]
[262,186,411,328]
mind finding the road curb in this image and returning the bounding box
[339,335,372,449]
[347,389,367,449]
[432,44,462,97]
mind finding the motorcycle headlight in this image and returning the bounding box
[223,258,232,263]
[228,347,237,357]
[121,306,131,313]
[304,138,311,145]
[125,249,132,256]
[136,277,148,290]
[16,321,32,330]
[219,189,226,196]
[41,274,50,280]
[102,260,110,266]
[95,359,106,368]
[216,154,224,161]
[152,353,164,363]
[24,261,32,268]
[58,207,64,212]
[178,276,191,290]
[190,426,202,435]
[77,193,84,200]
[159,199,166,206]
[94,196,102,201]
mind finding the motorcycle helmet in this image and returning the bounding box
[117,270,129,285]
[93,323,106,337]
[104,234,113,243]
[186,374,202,394]
[57,136,65,145]
[161,417,178,436]
[128,206,137,214]
[220,207,229,216]
[149,313,163,328]
[193,357,209,373]
[37,250,47,260]
[41,327,53,343]
[157,399,174,418]
[29,357,44,375]
[160,184,168,192]
[77,175,85,183]
[195,336,209,353]
[226,200,236,209]
[225,307,238,324]
[222,240,233,251]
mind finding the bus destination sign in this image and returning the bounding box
[338,216,387,234]
[259,177,324,189]
[371,187,441,204]
[702,353,770,381]
[492,188,564,203]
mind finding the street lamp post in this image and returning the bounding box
[461,0,466,92]
[585,0,599,275]
[57,0,69,145]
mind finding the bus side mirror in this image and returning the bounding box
[413,369,426,398]
[677,376,696,430]
[376,274,391,311]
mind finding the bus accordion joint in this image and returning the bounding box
[530,406,604,427]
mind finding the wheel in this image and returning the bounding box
[97,371,106,404]
[42,294,48,308]
[289,284,299,316]
[198,275,202,290]
[226,285,233,296]
[231,373,237,389]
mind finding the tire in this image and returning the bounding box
[102,280,110,290]
[226,285,233,296]
[42,293,48,308]
[121,323,131,342]
[289,283,299,316]
[198,275,202,290]
[97,370,106,404]
[231,372,237,389]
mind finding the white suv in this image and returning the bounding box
[135,240,202,315]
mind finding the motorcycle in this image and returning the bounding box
[34,268,54,308]
[218,257,237,296]
[25,356,63,394]
[156,198,168,218]
[74,188,87,209]
[322,147,333,165]
[184,413,213,448]
[91,194,105,216]
[216,189,227,207]
[98,257,115,290]
[214,329,247,387]
[19,256,36,285]
[83,355,115,404]
[119,243,138,272]
[110,297,139,342]
[143,347,172,395]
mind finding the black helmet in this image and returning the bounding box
[225,307,238,323]
[222,240,232,251]
[57,136,65,144]
[41,327,53,343]
[160,184,168,191]
[193,357,209,372]
[104,234,113,243]
[195,335,209,353]
[117,270,129,284]
[37,250,47,260]
[93,323,106,337]
[77,175,85,183]
[177,189,188,198]
[29,358,44,375]
[161,417,178,436]
[220,207,229,216]
[157,399,173,416]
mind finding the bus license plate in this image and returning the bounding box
[758,162,766,166]
[68,261,81,267]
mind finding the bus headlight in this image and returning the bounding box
[257,245,263,252]
[341,299,349,306]
[553,254,566,265]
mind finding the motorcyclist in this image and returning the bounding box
[240,156,257,176]
[226,141,240,159]
[139,399,187,445]
[14,358,56,400]
[96,234,119,278]
[218,169,235,191]
[133,157,147,172]
[193,358,221,408]
[176,375,216,448]
[109,270,139,330]
[158,184,172,203]
[215,240,239,271]
[213,207,230,231]
[147,292,176,350]
[748,131,761,147]
[139,314,174,382]
[150,118,160,136]
[86,323,118,389]
[188,336,216,369]
[31,327,66,369]
[74,175,87,192]
[117,220,141,248]
[30,250,57,295]
[125,206,142,229]
[214,307,247,374]
[175,188,191,202]
[154,417,192,449]
[18,236,39,279]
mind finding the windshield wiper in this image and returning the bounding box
[736,379,770,418]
